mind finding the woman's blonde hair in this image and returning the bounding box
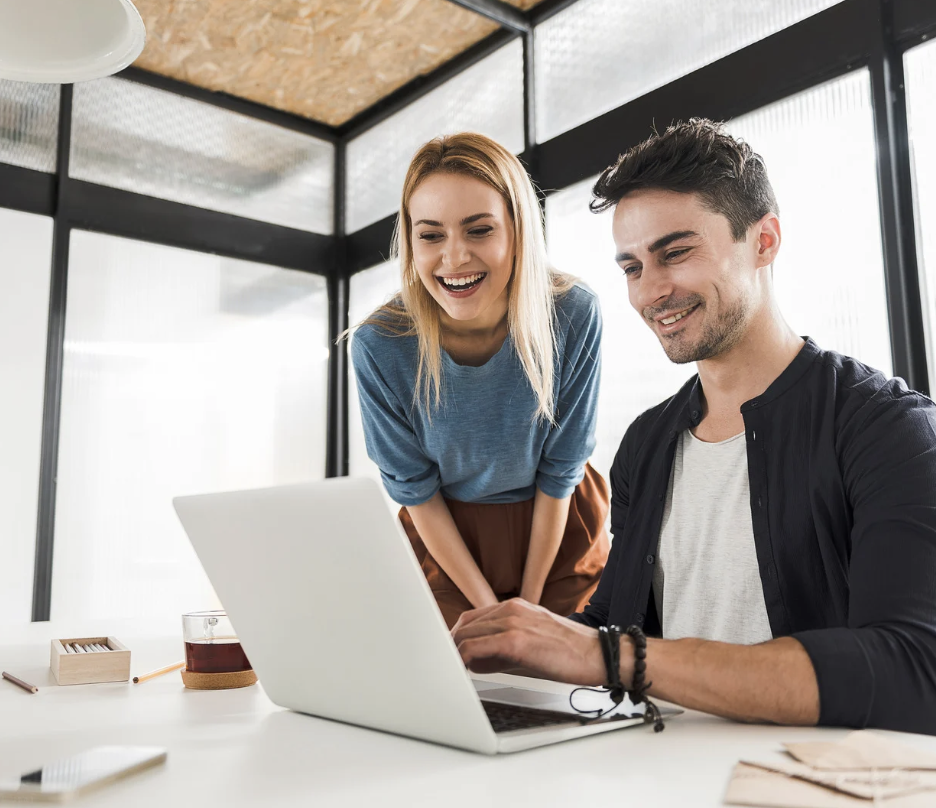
[360,132,573,423]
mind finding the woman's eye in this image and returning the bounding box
[418,232,442,242]
[468,226,493,237]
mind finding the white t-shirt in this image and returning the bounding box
[652,429,773,645]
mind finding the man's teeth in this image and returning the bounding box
[441,273,484,288]
[661,307,694,325]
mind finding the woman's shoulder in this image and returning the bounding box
[554,280,601,328]
[351,312,417,368]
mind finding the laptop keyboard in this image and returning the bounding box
[481,700,586,733]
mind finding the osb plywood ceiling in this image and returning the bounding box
[131,0,548,127]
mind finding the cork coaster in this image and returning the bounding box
[181,669,257,690]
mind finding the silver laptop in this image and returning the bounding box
[173,476,655,754]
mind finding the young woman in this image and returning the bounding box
[351,132,609,629]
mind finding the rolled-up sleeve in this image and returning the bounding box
[350,331,441,506]
[793,389,936,734]
[536,291,602,500]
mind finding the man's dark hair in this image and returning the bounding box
[591,118,778,241]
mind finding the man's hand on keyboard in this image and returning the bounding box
[452,598,607,686]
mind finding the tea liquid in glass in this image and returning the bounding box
[184,637,252,674]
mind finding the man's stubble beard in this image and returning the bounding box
[658,294,750,365]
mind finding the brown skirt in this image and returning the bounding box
[398,463,610,629]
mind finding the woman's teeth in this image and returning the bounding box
[440,273,485,289]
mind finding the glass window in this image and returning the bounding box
[0,80,59,172]
[905,39,936,390]
[348,261,402,485]
[727,69,891,375]
[545,69,890,477]
[70,78,334,234]
[0,209,53,626]
[546,180,693,481]
[51,231,329,627]
[535,0,843,142]
[347,40,524,234]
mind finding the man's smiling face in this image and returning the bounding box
[612,188,757,364]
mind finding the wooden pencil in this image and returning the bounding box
[2,671,38,694]
[132,661,185,684]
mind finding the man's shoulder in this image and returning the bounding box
[811,344,933,415]
[615,375,698,462]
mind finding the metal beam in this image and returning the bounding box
[869,0,930,394]
[337,29,518,141]
[32,85,73,623]
[530,0,588,26]
[894,0,936,45]
[118,66,340,143]
[326,140,350,477]
[347,215,397,275]
[0,163,55,217]
[62,180,333,274]
[445,0,529,32]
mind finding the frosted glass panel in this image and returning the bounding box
[546,70,889,477]
[547,181,693,481]
[727,70,891,375]
[347,40,524,233]
[535,0,843,141]
[52,232,329,626]
[71,78,334,234]
[0,80,59,172]
[906,40,936,390]
[348,261,402,485]
[0,209,53,626]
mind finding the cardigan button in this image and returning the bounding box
[636,613,645,625]
[646,554,655,564]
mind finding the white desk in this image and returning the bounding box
[3,625,936,807]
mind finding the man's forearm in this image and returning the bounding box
[632,635,820,725]
[520,490,571,604]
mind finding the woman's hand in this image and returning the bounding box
[452,598,606,685]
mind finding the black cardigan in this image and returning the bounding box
[571,339,936,734]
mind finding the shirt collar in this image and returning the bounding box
[676,337,822,429]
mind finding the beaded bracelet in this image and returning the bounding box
[623,624,665,732]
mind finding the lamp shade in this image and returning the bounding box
[0,0,145,83]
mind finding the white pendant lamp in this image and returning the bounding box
[0,0,145,84]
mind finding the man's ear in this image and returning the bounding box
[754,213,781,268]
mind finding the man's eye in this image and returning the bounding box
[666,248,690,261]
[622,265,641,277]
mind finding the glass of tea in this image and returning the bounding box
[181,610,252,675]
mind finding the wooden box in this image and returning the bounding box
[50,637,131,685]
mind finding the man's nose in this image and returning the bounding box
[634,266,675,313]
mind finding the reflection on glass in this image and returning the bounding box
[535,0,842,142]
[545,69,890,477]
[0,209,53,625]
[905,40,936,390]
[348,261,402,484]
[52,231,329,626]
[70,78,334,234]
[347,41,524,234]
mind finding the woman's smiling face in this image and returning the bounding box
[408,172,515,329]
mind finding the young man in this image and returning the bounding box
[452,119,936,734]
